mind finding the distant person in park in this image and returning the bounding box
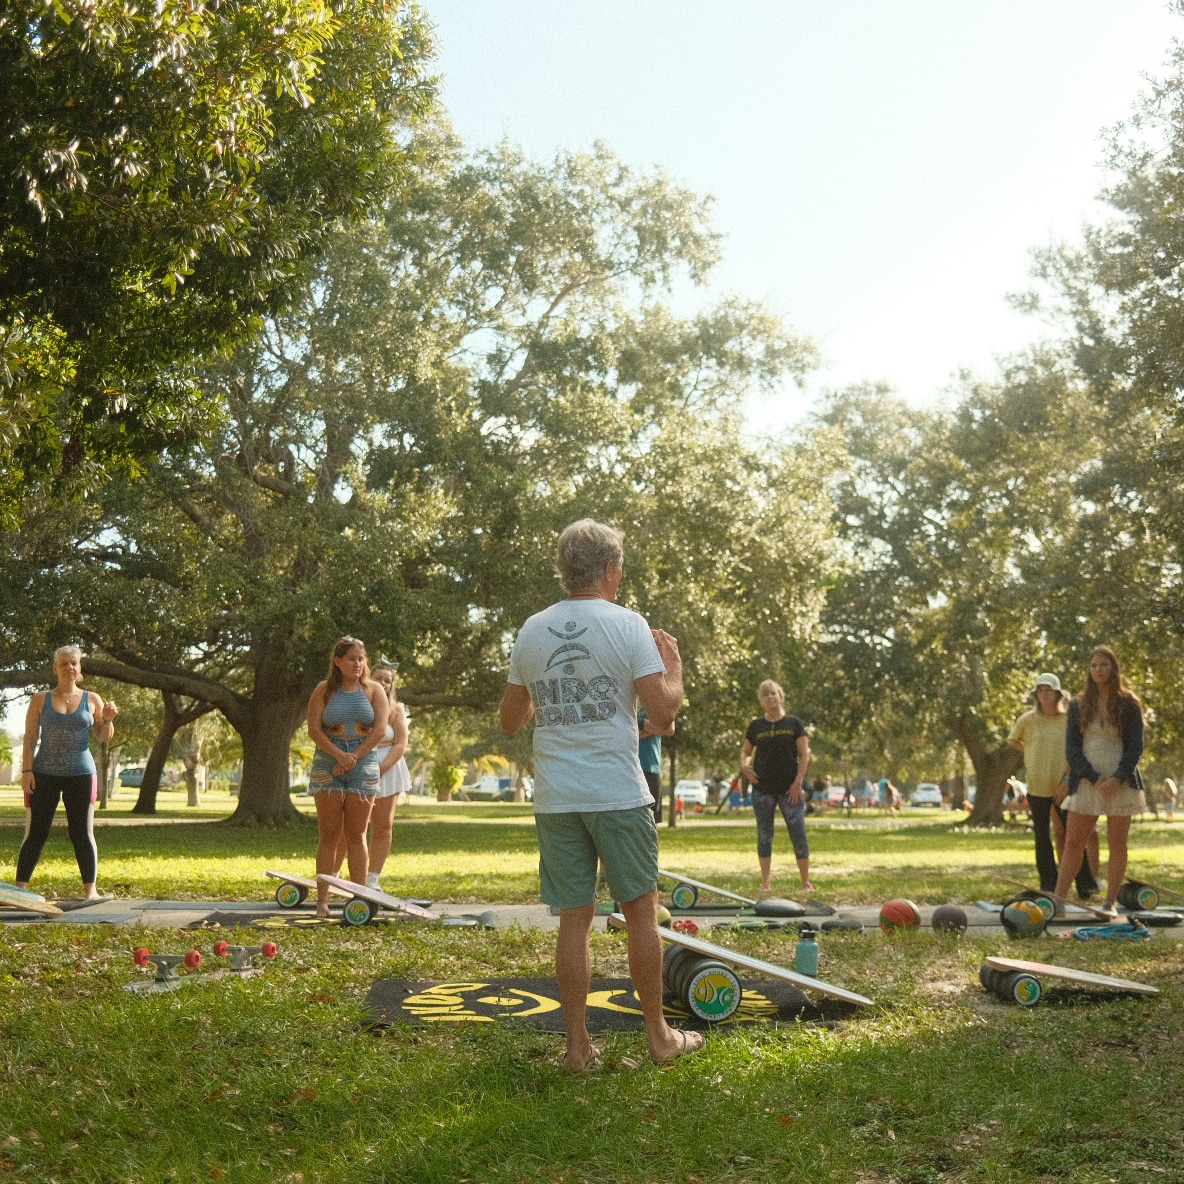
[307,637,389,918]
[842,780,857,815]
[334,657,409,891]
[16,645,118,900]
[851,770,870,810]
[740,680,813,895]
[637,704,672,823]
[1054,646,1146,918]
[499,518,702,1070]
[1164,775,1178,823]
[877,776,900,817]
[1008,673,1099,896]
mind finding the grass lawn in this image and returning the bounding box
[2,811,1183,1182]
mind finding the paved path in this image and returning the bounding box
[3,894,1180,941]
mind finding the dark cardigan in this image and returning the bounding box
[1065,695,1145,794]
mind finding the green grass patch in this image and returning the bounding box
[3,815,1184,1180]
[4,808,1184,905]
[1,921,1181,1182]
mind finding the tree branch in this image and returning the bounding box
[82,657,248,726]
[399,688,497,710]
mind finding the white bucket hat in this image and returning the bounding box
[1032,672,1064,695]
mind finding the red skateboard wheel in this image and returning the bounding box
[133,948,151,966]
[184,949,202,969]
[261,942,277,958]
[213,941,230,957]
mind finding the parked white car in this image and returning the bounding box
[910,783,943,807]
[673,779,708,806]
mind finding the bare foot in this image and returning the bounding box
[651,1028,706,1065]
[563,1043,602,1074]
[801,881,814,894]
[760,881,771,892]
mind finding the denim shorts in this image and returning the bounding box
[310,748,380,796]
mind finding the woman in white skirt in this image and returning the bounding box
[335,659,409,890]
[1053,645,1145,917]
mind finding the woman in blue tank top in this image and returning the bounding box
[17,645,119,899]
[307,636,390,917]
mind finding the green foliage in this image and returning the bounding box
[0,0,436,514]
[83,677,161,763]
[0,124,823,821]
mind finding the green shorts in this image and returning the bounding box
[535,806,659,911]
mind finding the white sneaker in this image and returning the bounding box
[365,873,381,890]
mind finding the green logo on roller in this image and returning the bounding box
[691,970,738,1018]
[1014,977,1041,1005]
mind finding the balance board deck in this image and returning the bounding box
[316,874,436,919]
[0,882,63,917]
[992,876,1111,920]
[657,869,756,906]
[266,870,345,894]
[1127,876,1184,902]
[612,913,873,1006]
[985,956,1158,995]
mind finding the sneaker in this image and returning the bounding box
[365,873,381,890]
[1098,901,1119,920]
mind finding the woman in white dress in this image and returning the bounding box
[336,659,409,889]
[1053,646,1145,917]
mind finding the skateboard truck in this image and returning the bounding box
[212,941,278,971]
[133,947,202,983]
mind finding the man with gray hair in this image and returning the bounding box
[500,518,703,1070]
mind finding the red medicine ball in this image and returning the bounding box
[879,898,922,933]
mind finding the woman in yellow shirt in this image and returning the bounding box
[1008,673,1099,896]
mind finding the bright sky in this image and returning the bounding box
[425,0,1181,428]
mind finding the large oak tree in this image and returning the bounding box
[1,126,822,824]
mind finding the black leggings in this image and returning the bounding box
[642,770,663,824]
[17,772,98,885]
[1029,794,1097,897]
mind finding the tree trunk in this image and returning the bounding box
[225,693,309,826]
[666,729,678,828]
[950,773,966,810]
[133,692,215,814]
[132,702,181,814]
[184,761,201,807]
[949,714,1022,827]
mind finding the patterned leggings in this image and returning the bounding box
[753,791,809,860]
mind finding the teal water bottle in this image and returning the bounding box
[795,924,819,976]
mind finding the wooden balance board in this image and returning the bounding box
[1127,876,1184,903]
[0,881,64,918]
[265,870,348,908]
[985,956,1158,996]
[992,876,1112,921]
[611,913,874,1007]
[656,870,804,917]
[657,869,756,907]
[316,875,437,925]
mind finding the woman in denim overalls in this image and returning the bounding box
[307,637,390,917]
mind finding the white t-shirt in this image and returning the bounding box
[507,598,666,813]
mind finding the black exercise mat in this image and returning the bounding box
[367,977,855,1030]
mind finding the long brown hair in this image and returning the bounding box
[373,660,399,714]
[1078,645,1141,732]
[322,637,369,706]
